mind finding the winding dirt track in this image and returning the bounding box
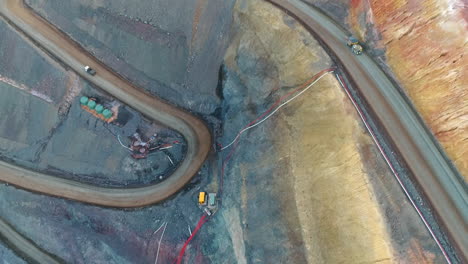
[0,218,61,264]
[0,0,466,263]
[0,0,211,207]
[0,1,211,262]
[265,0,467,261]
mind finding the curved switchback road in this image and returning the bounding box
[0,0,210,261]
[265,0,467,261]
[0,0,211,208]
[0,0,466,263]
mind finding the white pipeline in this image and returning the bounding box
[335,74,452,264]
[117,134,132,151]
[221,70,333,151]
[154,222,168,264]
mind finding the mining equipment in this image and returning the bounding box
[198,192,217,215]
[207,193,217,209]
[79,96,116,123]
[199,192,207,205]
[346,36,363,55]
[130,132,156,159]
[84,66,96,76]
[127,132,179,160]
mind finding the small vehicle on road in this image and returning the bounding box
[199,192,207,205]
[84,66,96,76]
[346,36,363,55]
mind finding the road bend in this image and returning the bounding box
[0,0,211,207]
[0,0,466,262]
[265,0,467,261]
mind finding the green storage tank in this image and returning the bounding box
[95,104,104,114]
[102,109,113,119]
[80,96,89,105]
[87,100,97,109]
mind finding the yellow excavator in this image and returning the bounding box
[346,36,363,55]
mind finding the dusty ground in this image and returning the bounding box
[367,0,468,180]
[0,175,221,263]
[278,74,393,263]
[0,0,455,263]
[0,18,185,187]
[0,1,232,262]
[26,0,235,115]
[0,242,27,264]
[219,0,446,263]
[306,0,468,180]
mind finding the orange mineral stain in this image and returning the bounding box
[350,0,468,179]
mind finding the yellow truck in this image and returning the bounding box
[198,192,207,205]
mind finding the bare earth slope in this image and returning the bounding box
[369,0,468,180]
[221,0,446,262]
[307,0,468,180]
[25,0,235,115]
[223,2,393,258]
[266,0,467,260]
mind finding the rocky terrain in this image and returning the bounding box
[306,0,468,180]
[26,0,235,116]
[0,18,185,187]
[0,0,461,263]
[0,243,27,264]
[0,0,234,262]
[218,0,446,263]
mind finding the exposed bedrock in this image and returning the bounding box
[305,0,468,179]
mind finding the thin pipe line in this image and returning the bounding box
[336,73,451,264]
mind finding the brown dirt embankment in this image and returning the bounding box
[368,0,468,179]
[225,1,394,262]
[277,73,394,264]
[323,0,468,180]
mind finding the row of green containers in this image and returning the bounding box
[80,96,113,119]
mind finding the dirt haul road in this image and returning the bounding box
[0,218,61,264]
[0,0,211,208]
[265,0,467,261]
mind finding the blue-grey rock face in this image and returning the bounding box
[0,1,237,263]
[0,242,28,264]
[26,0,236,114]
[0,18,185,187]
